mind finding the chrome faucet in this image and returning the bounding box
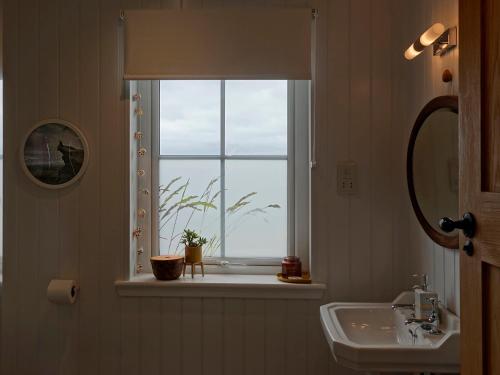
[404,297,441,334]
[392,274,430,311]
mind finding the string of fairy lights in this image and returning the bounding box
[132,91,147,274]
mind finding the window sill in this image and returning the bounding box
[115,274,326,299]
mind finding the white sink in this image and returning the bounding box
[320,292,460,373]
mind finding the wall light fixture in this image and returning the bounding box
[404,23,457,60]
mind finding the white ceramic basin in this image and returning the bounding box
[320,292,460,373]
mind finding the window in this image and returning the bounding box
[133,80,309,272]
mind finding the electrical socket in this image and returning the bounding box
[337,161,358,195]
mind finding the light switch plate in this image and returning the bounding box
[337,161,357,195]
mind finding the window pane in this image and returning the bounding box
[225,160,287,258]
[225,80,287,155]
[160,80,220,155]
[159,160,221,257]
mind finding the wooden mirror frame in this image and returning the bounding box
[407,95,459,249]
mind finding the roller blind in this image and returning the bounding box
[0,2,3,79]
[123,8,312,80]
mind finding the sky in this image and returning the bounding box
[159,80,287,156]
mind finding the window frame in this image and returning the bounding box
[137,79,309,274]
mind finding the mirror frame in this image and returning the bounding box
[407,95,459,249]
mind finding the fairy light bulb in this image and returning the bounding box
[133,227,143,238]
[139,188,150,196]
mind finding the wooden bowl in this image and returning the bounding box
[150,256,184,280]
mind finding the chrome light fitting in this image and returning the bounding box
[404,23,457,60]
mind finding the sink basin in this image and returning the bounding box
[320,292,460,373]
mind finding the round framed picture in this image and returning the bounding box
[21,119,89,189]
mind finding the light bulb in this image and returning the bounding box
[404,44,423,60]
[420,23,445,47]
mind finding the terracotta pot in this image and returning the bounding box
[185,245,202,263]
[150,256,184,280]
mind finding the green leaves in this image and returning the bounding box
[158,175,282,256]
[266,204,281,209]
[160,194,197,221]
[159,180,189,213]
[226,192,257,214]
[180,229,208,247]
[159,176,182,196]
[159,177,219,224]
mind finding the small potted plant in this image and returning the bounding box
[181,229,207,264]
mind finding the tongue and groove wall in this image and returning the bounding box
[1,0,456,374]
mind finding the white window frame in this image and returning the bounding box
[135,80,309,275]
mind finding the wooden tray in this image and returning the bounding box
[277,272,312,284]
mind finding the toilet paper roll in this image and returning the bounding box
[47,279,78,305]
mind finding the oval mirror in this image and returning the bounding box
[407,96,459,248]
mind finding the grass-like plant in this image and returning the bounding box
[159,176,281,256]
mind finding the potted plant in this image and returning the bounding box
[181,229,207,264]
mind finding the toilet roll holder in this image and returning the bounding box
[47,279,80,305]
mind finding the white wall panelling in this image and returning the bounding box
[407,0,460,315]
[1,0,458,374]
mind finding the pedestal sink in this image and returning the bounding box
[320,292,460,373]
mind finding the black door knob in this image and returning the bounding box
[439,212,476,238]
[463,240,474,256]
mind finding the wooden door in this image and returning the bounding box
[460,0,500,374]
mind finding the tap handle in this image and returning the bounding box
[427,297,440,315]
[428,297,438,304]
[411,273,428,291]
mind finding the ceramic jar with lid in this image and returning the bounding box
[281,256,302,277]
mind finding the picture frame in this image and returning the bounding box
[20,119,89,189]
